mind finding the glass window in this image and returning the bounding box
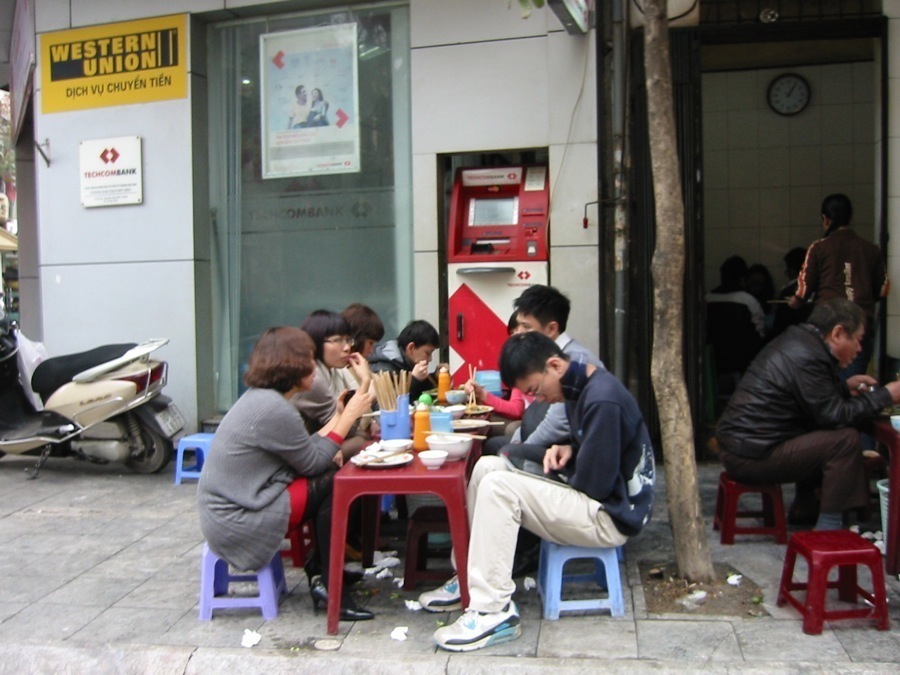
[208,4,412,410]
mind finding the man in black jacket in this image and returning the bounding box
[716,298,900,530]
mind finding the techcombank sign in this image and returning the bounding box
[40,14,187,113]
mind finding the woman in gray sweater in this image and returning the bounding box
[198,326,376,621]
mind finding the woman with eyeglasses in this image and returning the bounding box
[293,309,374,459]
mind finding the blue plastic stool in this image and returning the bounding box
[174,433,214,484]
[198,542,287,620]
[537,540,625,620]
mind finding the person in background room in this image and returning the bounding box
[197,327,375,622]
[293,310,373,459]
[771,246,811,338]
[716,298,900,530]
[789,193,889,379]
[368,319,441,402]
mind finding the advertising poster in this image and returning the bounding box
[260,24,360,179]
[40,14,188,113]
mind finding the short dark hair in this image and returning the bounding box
[784,247,807,275]
[821,193,853,228]
[807,298,865,336]
[300,310,351,360]
[719,255,748,290]
[513,285,571,332]
[397,320,439,349]
[499,331,567,388]
[244,327,315,393]
[342,303,385,349]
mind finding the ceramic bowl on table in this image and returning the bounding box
[419,449,448,470]
[891,415,900,433]
[444,390,468,406]
[425,433,474,462]
[440,404,467,419]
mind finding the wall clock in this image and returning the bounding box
[767,73,811,116]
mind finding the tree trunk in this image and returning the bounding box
[642,0,714,582]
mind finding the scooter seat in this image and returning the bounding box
[32,344,137,402]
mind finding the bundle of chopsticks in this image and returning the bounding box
[372,371,410,411]
[467,364,478,410]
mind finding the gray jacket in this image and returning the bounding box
[197,387,338,570]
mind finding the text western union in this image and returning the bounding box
[49,29,179,80]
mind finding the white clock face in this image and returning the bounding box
[768,74,810,116]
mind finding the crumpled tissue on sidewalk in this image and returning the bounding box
[390,626,409,641]
[241,629,261,648]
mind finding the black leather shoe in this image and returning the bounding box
[305,559,364,587]
[309,576,375,621]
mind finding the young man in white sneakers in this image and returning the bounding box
[420,331,655,652]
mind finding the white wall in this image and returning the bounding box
[31,1,207,429]
[703,63,876,295]
[410,0,600,355]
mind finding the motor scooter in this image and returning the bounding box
[0,319,185,477]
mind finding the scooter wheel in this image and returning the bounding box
[125,424,172,474]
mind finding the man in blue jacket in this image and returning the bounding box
[420,331,655,652]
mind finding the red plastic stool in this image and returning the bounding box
[713,471,787,544]
[403,506,452,590]
[281,521,314,568]
[777,530,889,635]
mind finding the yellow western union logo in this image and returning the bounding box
[41,14,187,113]
[49,30,178,80]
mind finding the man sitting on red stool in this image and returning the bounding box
[716,298,900,530]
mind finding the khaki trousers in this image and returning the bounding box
[462,455,627,613]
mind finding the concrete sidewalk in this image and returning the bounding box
[0,453,898,674]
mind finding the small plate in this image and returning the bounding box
[462,405,493,417]
[351,452,414,468]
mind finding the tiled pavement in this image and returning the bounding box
[0,452,899,673]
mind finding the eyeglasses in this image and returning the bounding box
[323,336,355,347]
[523,367,549,398]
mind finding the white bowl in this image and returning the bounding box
[444,390,468,406]
[441,404,467,420]
[425,433,473,461]
[891,415,900,433]
[379,438,413,453]
[419,449,448,469]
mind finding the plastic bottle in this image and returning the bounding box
[413,402,432,452]
[437,366,451,404]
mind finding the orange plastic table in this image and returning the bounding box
[326,454,471,634]
[871,419,900,576]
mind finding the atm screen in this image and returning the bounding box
[469,197,519,226]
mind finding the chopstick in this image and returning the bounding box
[356,449,410,466]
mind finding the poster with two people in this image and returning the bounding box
[260,23,360,179]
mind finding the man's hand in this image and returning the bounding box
[885,381,900,404]
[847,374,878,396]
[544,444,573,473]
[411,359,429,381]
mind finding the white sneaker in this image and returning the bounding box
[434,601,521,652]
[418,576,462,612]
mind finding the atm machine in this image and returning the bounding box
[446,165,550,387]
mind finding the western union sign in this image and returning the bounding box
[41,14,187,113]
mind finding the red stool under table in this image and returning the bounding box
[281,521,315,568]
[403,505,452,590]
[777,530,889,635]
[713,471,787,545]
